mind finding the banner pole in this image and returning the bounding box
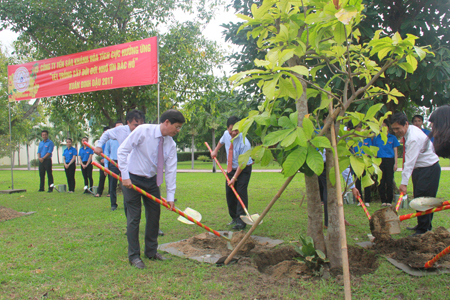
[157,36,160,122]
[8,100,14,190]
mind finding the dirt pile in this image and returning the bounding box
[370,226,450,268]
[0,206,24,222]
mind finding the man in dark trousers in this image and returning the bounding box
[391,112,441,236]
[104,121,123,211]
[210,116,253,230]
[118,109,185,269]
[37,130,54,192]
[62,138,77,193]
[78,137,94,194]
[95,126,110,197]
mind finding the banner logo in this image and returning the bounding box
[13,67,30,92]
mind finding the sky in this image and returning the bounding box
[0,7,242,74]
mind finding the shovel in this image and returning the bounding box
[425,244,450,268]
[370,204,450,237]
[92,161,229,241]
[205,142,261,226]
[409,197,448,211]
[49,183,61,193]
[84,141,202,224]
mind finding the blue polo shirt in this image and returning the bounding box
[37,139,54,158]
[63,147,77,163]
[353,138,372,155]
[372,134,400,158]
[78,147,94,162]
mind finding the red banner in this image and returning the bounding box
[8,37,158,102]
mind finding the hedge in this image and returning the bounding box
[177,151,210,162]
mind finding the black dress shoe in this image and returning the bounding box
[407,225,418,231]
[38,190,45,192]
[227,219,237,226]
[147,252,170,261]
[232,223,246,230]
[130,258,145,269]
[47,189,53,193]
[158,229,164,236]
[111,206,118,211]
[410,232,424,237]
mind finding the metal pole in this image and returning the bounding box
[8,101,14,189]
[157,36,160,122]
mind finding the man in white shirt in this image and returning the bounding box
[391,112,441,236]
[118,109,185,269]
[211,116,253,230]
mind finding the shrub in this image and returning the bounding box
[197,155,211,162]
[177,151,210,162]
[31,159,39,167]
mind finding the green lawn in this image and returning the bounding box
[1,170,450,299]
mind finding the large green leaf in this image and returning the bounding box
[295,127,308,147]
[333,22,346,44]
[278,116,295,128]
[238,149,252,168]
[310,136,332,148]
[263,128,295,146]
[280,132,298,148]
[306,145,324,176]
[364,103,384,120]
[282,147,307,177]
[350,155,365,178]
[251,145,265,163]
[261,148,274,166]
[302,117,314,139]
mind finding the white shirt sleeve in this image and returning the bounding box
[164,141,178,202]
[401,138,420,186]
[97,127,119,148]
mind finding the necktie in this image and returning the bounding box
[227,142,233,173]
[157,136,164,186]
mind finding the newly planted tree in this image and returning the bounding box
[229,0,428,272]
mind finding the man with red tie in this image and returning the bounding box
[211,116,253,230]
[117,109,185,269]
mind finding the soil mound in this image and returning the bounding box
[0,206,24,222]
[230,230,256,254]
[370,226,450,268]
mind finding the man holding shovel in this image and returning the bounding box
[211,116,253,230]
[117,109,185,269]
[391,112,441,236]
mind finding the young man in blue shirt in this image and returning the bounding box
[104,121,123,211]
[372,120,400,206]
[37,130,54,192]
[62,138,77,193]
[95,126,110,197]
[78,137,94,194]
[211,116,253,230]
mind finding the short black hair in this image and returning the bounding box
[82,136,88,140]
[103,126,110,132]
[429,105,450,158]
[115,120,123,125]
[66,138,73,142]
[126,109,145,124]
[227,116,240,128]
[391,112,408,126]
[412,115,424,122]
[41,130,49,135]
[160,109,185,124]
[383,119,390,126]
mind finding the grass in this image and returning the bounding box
[1,169,450,299]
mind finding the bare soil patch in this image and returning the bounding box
[370,226,450,268]
[0,206,24,222]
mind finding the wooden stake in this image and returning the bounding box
[329,103,352,299]
[223,174,296,265]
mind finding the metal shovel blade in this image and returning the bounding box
[177,207,202,224]
[409,197,445,211]
[370,207,401,238]
[240,214,262,226]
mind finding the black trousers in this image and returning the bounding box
[412,162,441,234]
[97,162,107,195]
[122,173,161,261]
[378,157,395,204]
[64,163,76,192]
[355,171,371,203]
[39,158,53,191]
[81,162,93,188]
[318,168,328,227]
[109,162,120,209]
[226,165,252,224]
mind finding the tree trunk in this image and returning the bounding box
[212,129,216,173]
[27,144,30,170]
[305,175,326,253]
[324,133,342,269]
[57,146,60,164]
[191,135,195,170]
[17,148,20,166]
